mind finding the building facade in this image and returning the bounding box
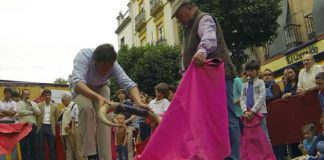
[115,0,180,49]
[247,0,324,82]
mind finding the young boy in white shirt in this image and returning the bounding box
[149,83,170,115]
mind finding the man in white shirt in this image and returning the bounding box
[61,93,85,160]
[297,54,323,95]
[0,88,17,123]
[0,87,18,160]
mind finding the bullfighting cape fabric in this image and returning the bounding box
[136,59,230,160]
[0,123,32,154]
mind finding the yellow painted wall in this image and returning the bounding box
[0,84,69,110]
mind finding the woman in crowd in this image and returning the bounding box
[282,66,300,99]
[263,69,282,103]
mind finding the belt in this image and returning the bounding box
[0,120,15,124]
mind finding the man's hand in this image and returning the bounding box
[193,52,207,66]
[97,96,112,108]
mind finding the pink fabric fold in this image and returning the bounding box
[136,59,230,160]
[240,113,276,160]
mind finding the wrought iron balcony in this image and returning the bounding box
[135,10,146,32]
[150,0,163,17]
[304,14,315,40]
[156,37,166,45]
[284,24,302,48]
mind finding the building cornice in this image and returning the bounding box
[115,16,131,34]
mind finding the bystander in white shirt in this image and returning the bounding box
[0,100,17,121]
[149,98,170,115]
[298,64,323,91]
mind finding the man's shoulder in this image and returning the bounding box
[75,48,95,60]
[314,64,323,71]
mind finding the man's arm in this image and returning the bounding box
[76,81,110,107]
[197,15,217,55]
[16,103,33,116]
[193,15,217,65]
[31,103,41,116]
[0,111,5,118]
[128,87,149,109]
[110,63,148,108]
[297,71,304,93]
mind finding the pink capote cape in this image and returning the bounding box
[0,123,32,154]
[240,113,275,160]
[136,59,230,160]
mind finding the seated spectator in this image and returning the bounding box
[263,69,282,102]
[297,54,323,95]
[308,117,324,157]
[299,123,317,155]
[282,66,300,99]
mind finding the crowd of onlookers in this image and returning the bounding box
[234,53,324,160]
[0,53,323,160]
[0,82,177,160]
[0,88,84,160]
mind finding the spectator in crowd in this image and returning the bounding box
[0,87,18,159]
[116,89,136,160]
[71,44,147,160]
[114,113,128,160]
[233,71,247,117]
[171,0,239,158]
[17,89,41,160]
[240,60,274,158]
[36,89,58,160]
[240,60,270,139]
[138,91,151,142]
[297,54,323,95]
[299,123,317,155]
[308,116,324,157]
[149,83,170,116]
[282,66,300,99]
[11,90,20,102]
[61,93,85,160]
[168,85,177,101]
[263,69,282,102]
[316,72,324,113]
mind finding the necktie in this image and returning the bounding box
[246,80,254,108]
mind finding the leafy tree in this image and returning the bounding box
[54,78,69,85]
[110,44,181,96]
[192,0,282,71]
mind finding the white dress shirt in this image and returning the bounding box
[298,64,323,91]
[43,104,51,124]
